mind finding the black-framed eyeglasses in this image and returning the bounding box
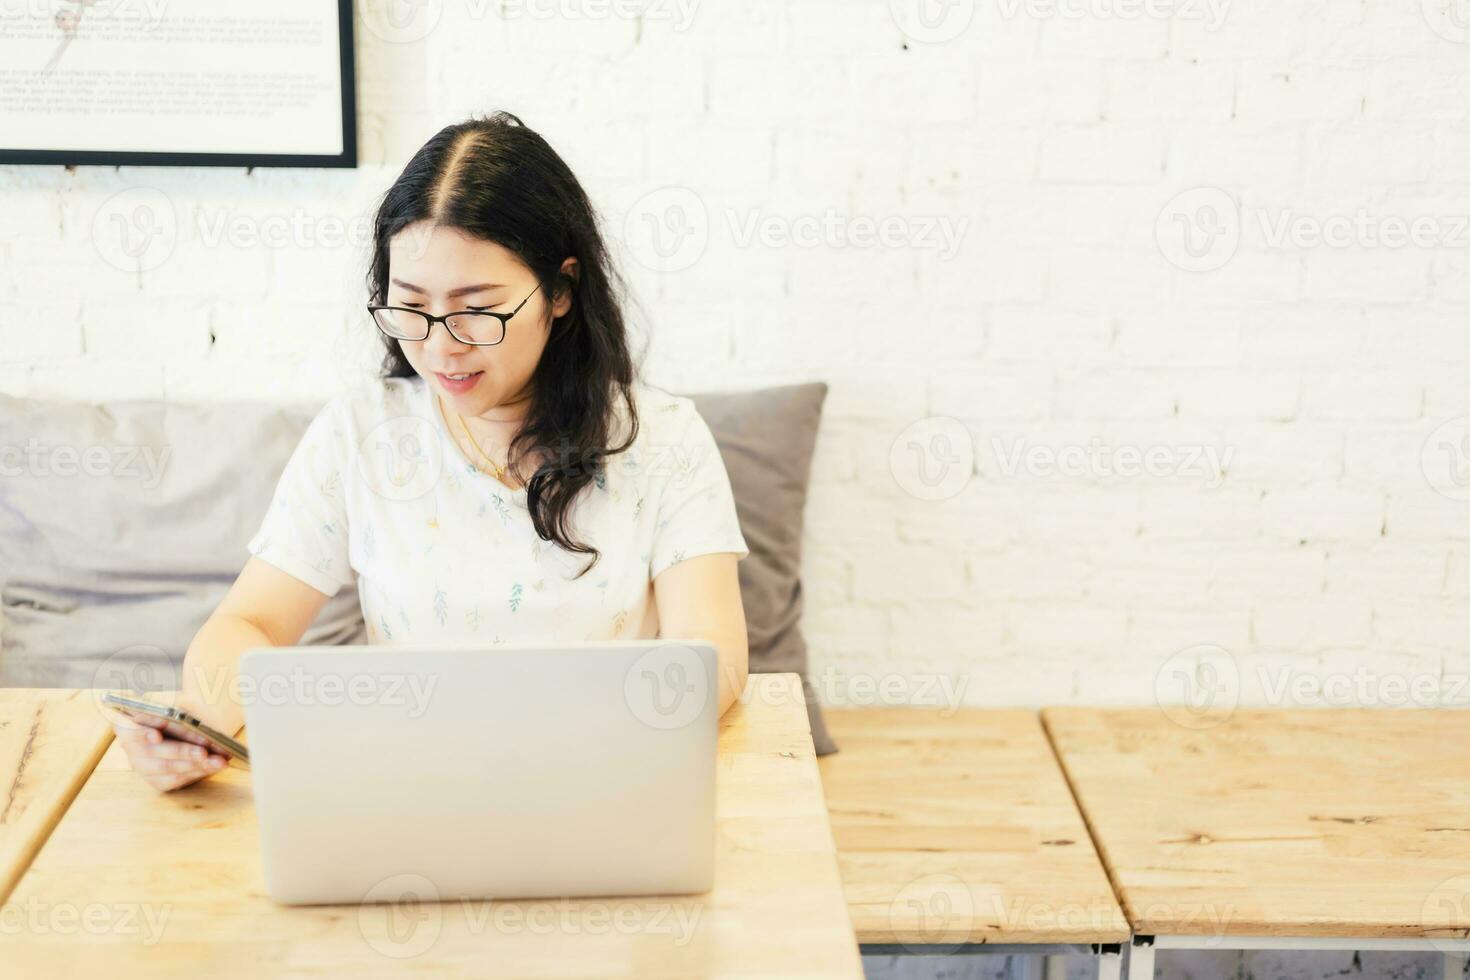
[367,280,544,347]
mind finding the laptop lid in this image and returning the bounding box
[238,640,719,905]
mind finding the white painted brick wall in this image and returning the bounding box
[3,0,1470,717]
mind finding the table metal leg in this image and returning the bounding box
[1125,936,1156,980]
[1095,943,1123,980]
[1093,940,1123,980]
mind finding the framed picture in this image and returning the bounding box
[0,0,356,169]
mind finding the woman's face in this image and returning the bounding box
[384,220,573,421]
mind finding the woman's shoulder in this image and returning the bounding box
[626,381,701,444]
[316,375,429,432]
[611,383,721,490]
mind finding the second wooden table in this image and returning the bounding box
[1044,707,1470,980]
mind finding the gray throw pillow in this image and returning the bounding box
[0,394,367,690]
[684,383,835,756]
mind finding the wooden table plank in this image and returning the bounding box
[1043,707,1470,940]
[2,674,862,978]
[819,708,1130,947]
[0,689,114,905]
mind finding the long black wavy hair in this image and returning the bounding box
[366,111,641,578]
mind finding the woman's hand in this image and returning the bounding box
[132,560,328,790]
[110,694,232,793]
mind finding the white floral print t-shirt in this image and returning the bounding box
[245,376,750,645]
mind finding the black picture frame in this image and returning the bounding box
[0,0,357,169]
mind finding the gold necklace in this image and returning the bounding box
[454,410,509,483]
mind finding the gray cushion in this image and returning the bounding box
[684,383,835,756]
[0,394,366,690]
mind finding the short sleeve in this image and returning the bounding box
[648,402,750,580]
[245,398,354,598]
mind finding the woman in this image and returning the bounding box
[113,111,750,792]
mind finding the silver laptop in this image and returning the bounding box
[239,639,719,906]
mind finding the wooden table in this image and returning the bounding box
[0,689,114,905]
[2,674,862,979]
[1044,708,1470,980]
[820,708,1129,977]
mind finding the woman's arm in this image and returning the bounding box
[111,557,332,792]
[180,557,335,735]
[651,552,750,717]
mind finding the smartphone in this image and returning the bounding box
[101,691,250,768]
